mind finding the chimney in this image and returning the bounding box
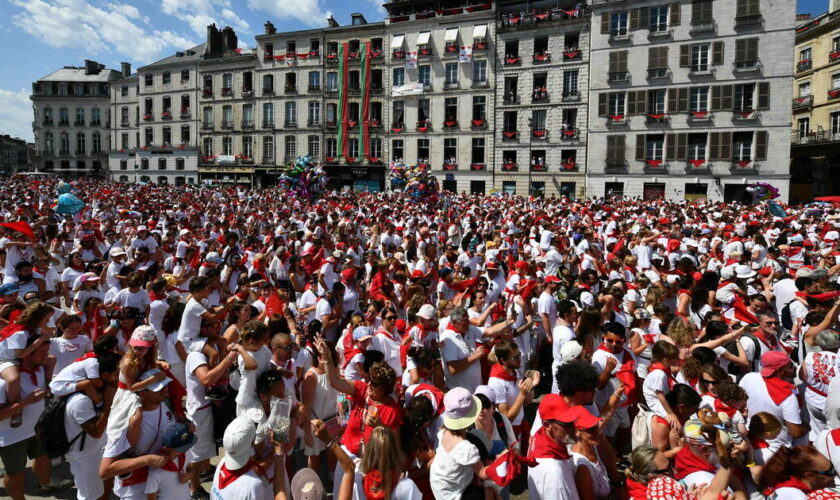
[120,62,131,77]
[84,59,99,75]
[327,15,339,28]
[264,21,276,34]
[222,26,238,52]
[205,24,223,55]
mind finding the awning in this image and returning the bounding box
[473,24,487,38]
[392,34,405,48]
[417,31,431,45]
[444,27,459,42]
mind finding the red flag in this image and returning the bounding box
[612,237,625,255]
[485,442,537,487]
[263,290,285,318]
[0,222,34,240]
[731,299,758,325]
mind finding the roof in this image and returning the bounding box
[140,43,207,71]
[37,67,121,83]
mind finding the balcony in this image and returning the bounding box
[530,162,547,172]
[830,51,840,65]
[418,47,432,58]
[202,88,212,98]
[605,161,628,173]
[731,159,758,173]
[221,88,233,96]
[503,56,521,66]
[370,49,383,60]
[562,92,581,103]
[561,160,578,171]
[74,120,85,126]
[607,115,627,126]
[686,159,710,171]
[647,68,671,81]
[416,121,431,133]
[689,20,716,35]
[285,120,297,128]
[42,120,53,127]
[325,53,338,65]
[560,128,578,140]
[497,7,587,31]
[370,119,383,129]
[325,121,337,129]
[687,111,713,123]
[648,27,673,40]
[180,108,191,119]
[471,81,490,89]
[732,109,760,122]
[261,120,275,129]
[202,122,214,130]
[90,120,101,126]
[443,162,457,171]
[392,50,405,59]
[734,14,763,30]
[160,112,172,121]
[797,60,813,73]
[443,120,458,130]
[284,86,297,94]
[733,60,761,73]
[643,159,668,173]
[501,161,518,172]
[532,92,550,104]
[59,119,69,126]
[263,87,274,96]
[119,120,128,127]
[474,40,488,51]
[444,81,460,90]
[793,95,813,110]
[531,129,548,139]
[143,114,154,122]
[444,44,459,56]
[609,30,631,43]
[263,53,274,61]
[221,121,233,129]
[241,120,255,129]
[502,130,518,140]
[308,85,321,93]
[829,88,840,101]
[470,163,486,171]
[390,122,405,133]
[348,119,359,128]
[532,53,551,64]
[306,120,320,128]
[608,71,630,84]
[470,118,487,130]
[563,49,581,61]
[645,113,669,125]
[503,94,520,105]
[242,89,254,99]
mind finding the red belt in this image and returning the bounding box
[807,385,828,397]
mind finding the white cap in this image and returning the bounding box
[205,252,223,264]
[735,264,756,280]
[137,225,148,232]
[222,417,257,470]
[110,247,126,257]
[417,304,436,320]
[179,229,191,237]
[138,369,171,392]
[560,341,584,363]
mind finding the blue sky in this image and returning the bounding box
[0,0,829,142]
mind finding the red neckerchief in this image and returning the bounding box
[343,347,363,369]
[490,363,517,382]
[74,352,97,363]
[717,280,733,290]
[445,322,466,336]
[678,288,691,296]
[750,436,769,449]
[149,291,167,301]
[713,398,738,418]
[795,291,809,298]
[674,445,716,479]
[626,478,648,500]
[216,461,254,489]
[763,375,795,405]
[764,476,812,496]
[528,427,570,460]
[19,364,38,385]
[161,453,186,472]
[751,329,778,349]
[596,345,637,405]
[0,323,24,341]
[578,283,591,291]
[648,362,676,390]
[375,327,399,343]
[69,263,85,272]
[643,332,658,345]
[362,469,400,500]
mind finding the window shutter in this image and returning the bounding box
[735,39,746,63]
[637,90,648,114]
[666,133,677,160]
[668,88,679,112]
[670,3,681,25]
[720,132,732,160]
[607,136,615,162]
[676,134,688,160]
[601,13,610,34]
[609,52,618,73]
[709,132,720,160]
[736,0,747,17]
[616,136,626,161]
[618,51,629,72]
[748,0,760,16]
[755,131,768,160]
[711,86,721,111]
[661,47,670,69]
[722,85,733,110]
[630,9,640,30]
[712,42,724,65]
[692,1,702,22]
[636,135,646,160]
[599,93,608,117]
[639,8,650,29]
[648,48,657,70]
[680,45,690,67]
[627,92,636,115]
[757,82,770,109]
[746,38,759,62]
[678,88,689,112]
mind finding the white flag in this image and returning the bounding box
[406,51,418,70]
[459,45,473,63]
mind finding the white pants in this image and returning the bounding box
[188,406,215,463]
[68,452,105,500]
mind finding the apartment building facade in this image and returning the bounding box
[494,0,590,197]
[587,0,794,202]
[385,2,496,194]
[791,6,840,200]
[31,60,121,175]
[0,135,31,175]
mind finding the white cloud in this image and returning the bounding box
[161,0,250,37]
[246,0,332,28]
[10,0,196,63]
[0,88,35,142]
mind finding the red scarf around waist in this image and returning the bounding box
[216,461,254,489]
[763,375,795,405]
[489,363,517,382]
[528,427,570,460]
[763,476,812,496]
[0,323,24,341]
[674,445,717,480]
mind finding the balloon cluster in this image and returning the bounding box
[388,161,408,190]
[390,161,439,202]
[55,181,85,215]
[745,182,780,203]
[277,156,329,200]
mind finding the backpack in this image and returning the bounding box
[35,396,86,458]
[781,299,796,331]
[566,286,583,305]
[724,334,761,379]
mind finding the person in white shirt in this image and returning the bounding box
[528,405,596,500]
[144,421,197,500]
[439,307,486,393]
[49,314,92,375]
[800,331,840,440]
[210,417,274,500]
[538,276,560,341]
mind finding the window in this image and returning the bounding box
[608,51,628,81]
[326,72,338,91]
[734,83,755,110]
[308,71,320,89]
[203,137,213,156]
[262,103,274,126]
[308,102,320,126]
[419,65,431,87]
[223,137,232,155]
[472,61,487,84]
[308,135,320,159]
[532,110,546,131]
[799,82,811,97]
[445,63,458,85]
[91,108,101,126]
[503,111,517,131]
[348,139,359,159]
[242,136,253,159]
[650,6,669,31]
[832,112,840,137]
[180,125,190,143]
[648,89,666,114]
[417,139,430,161]
[76,133,86,155]
[371,102,382,122]
[443,138,456,164]
[800,47,812,64]
[502,181,516,195]
[689,87,709,111]
[609,93,626,115]
[285,102,297,125]
[472,96,486,121]
[181,70,189,82]
[534,36,548,55]
[444,98,458,122]
[145,74,153,86]
[119,160,127,170]
[158,158,167,170]
[562,109,577,129]
[222,105,233,127]
[263,136,274,162]
[736,0,761,17]
[734,38,759,68]
[471,138,485,164]
[243,104,254,127]
[286,73,298,91]
[59,133,69,154]
[325,103,337,125]
[732,132,752,160]
[392,139,404,160]
[263,75,274,94]
[563,70,579,96]
[322,138,335,159]
[505,40,519,58]
[203,107,213,127]
[611,12,629,35]
[833,73,840,90]
[798,117,810,139]
[606,135,626,165]
[284,136,296,160]
[393,67,405,87]
[75,108,85,126]
[688,134,707,160]
[140,159,149,170]
[692,0,713,23]
[222,73,233,91]
[646,134,665,161]
[144,128,153,146]
[691,44,710,72]
[120,133,128,150]
[44,133,53,154]
[310,39,319,52]
[162,72,171,84]
[59,108,69,125]
[393,101,405,126]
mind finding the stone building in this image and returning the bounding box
[586,0,794,202]
[0,135,30,175]
[31,60,122,176]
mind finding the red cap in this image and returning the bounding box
[760,351,791,377]
[558,406,601,430]
[537,394,570,422]
[394,319,407,333]
[485,261,499,270]
[341,268,356,280]
[545,275,561,284]
[514,260,529,271]
[411,270,424,279]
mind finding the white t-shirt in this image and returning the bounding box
[537,292,557,329]
[488,373,523,425]
[177,297,207,344]
[430,436,480,500]
[149,299,169,334]
[49,335,93,375]
[527,456,580,500]
[144,457,189,500]
[0,328,28,362]
[50,357,99,394]
[440,326,483,393]
[370,330,403,377]
[185,351,210,417]
[642,368,671,419]
[298,289,318,324]
[64,392,107,460]
[210,463,272,500]
[114,288,151,311]
[0,368,45,446]
[591,348,633,408]
[235,346,272,406]
[740,372,801,450]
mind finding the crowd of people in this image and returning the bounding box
[1,175,840,500]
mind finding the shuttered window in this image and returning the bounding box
[735,38,759,63]
[609,51,629,73]
[755,131,768,160]
[736,0,760,17]
[670,3,681,25]
[712,42,724,65]
[649,47,669,69]
[692,0,713,22]
[607,136,626,165]
[757,82,770,109]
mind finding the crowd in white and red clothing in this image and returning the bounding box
[2,175,840,500]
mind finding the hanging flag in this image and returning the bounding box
[406,51,418,69]
[459,45,473,63]
[361,41,372,161]
[337,43,348,159]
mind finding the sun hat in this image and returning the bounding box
[735,265,756,280]
[161,422,197,453]
[633,309,652,321]
[290,468,324,500]
[683,418,713,445]
[222,417,257,470]
[129,325,156,348]
[442,387,481,430]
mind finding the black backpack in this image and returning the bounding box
[566,286,583,305]
[781,300,796,331]
[35,396,86,458]
[724,333,761,379]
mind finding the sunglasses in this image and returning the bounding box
[812,465,836,476]
[385,316,397,320]
[763,321,779,325]
[605,339,623,344]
